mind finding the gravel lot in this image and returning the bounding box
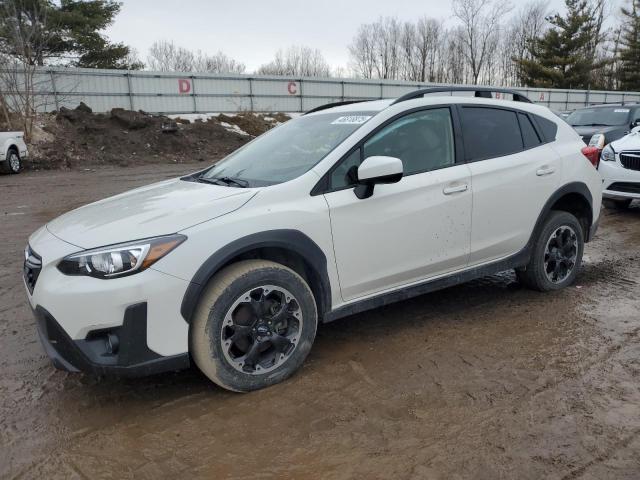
[1,165,640,479]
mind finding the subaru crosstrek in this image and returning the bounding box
[24,87,602,392]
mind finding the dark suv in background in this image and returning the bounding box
[566,104,640,145]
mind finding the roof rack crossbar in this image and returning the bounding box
[391,86,533,105]
[304,100,370,115]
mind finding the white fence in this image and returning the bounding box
[6,67,640,114]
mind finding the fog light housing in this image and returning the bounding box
[105,333,119,355]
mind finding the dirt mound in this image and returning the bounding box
[27,105,262,170]
[216,113,282,137]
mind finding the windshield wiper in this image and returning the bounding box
[572,123,612,127]
[197,176,249,188]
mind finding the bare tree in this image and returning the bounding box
[193,51,245,74]
[416,17,443,82]
[258,46,330,77]
[348,23,377,78]
[504,1,549,86]
[147,40,194,72]
[452,0,512,84]
[147,40,245,73]
[0,0,52,139]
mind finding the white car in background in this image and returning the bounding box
[24,87,602,392]
[599,126,640,209]
[0,131,28,174]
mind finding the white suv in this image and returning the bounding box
[599,126,640,209]
[24,88,602,392]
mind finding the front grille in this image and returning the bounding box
[607,182,640,194]
[23,245,42,294]
[620,151,640,171]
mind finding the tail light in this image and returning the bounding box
[582,134,606,168]
[581,146,600,168]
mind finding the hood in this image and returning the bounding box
[47,178,256,248]
[572,125,626,145]
[611,131,640,152]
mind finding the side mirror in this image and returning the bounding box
[354,156,403,199]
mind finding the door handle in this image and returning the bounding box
[443,183,468,195]
[536,166,555,176]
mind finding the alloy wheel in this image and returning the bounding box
[220,285,303,374]
[9,152,20,172]
[544,225,578,284]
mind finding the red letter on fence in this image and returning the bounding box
[179,79,191,94]
[288,81,297,95]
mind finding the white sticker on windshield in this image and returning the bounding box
[331,115,372,125]
[615,109,630,113]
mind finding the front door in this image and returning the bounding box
[323,107,473,302]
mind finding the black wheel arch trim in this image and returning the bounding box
[180,229,331,324]
[529,181,595,244]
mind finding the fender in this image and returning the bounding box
[2,141,17,159]
[527,181,595,245]
[180,229,331,324]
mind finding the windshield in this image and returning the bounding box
[200,112,375,187]
[567,107,631,127]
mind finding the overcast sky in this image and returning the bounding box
[105,0,623,72]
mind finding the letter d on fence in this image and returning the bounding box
[179,79,191,94]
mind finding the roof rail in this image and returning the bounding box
[391,86,533,106]
[304,100,370,115]
[584,101,640,107]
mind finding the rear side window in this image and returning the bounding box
[518,113,542,149]
[533,115,558,142]
[461,107,523,161]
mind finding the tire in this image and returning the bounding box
[0,148,21,174]
[516,211,584,292]
[602,198,632,210]
[191,260,318,392]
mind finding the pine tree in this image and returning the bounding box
[0,0,142,69]
[619,0,640,91]
[514,0,604,89]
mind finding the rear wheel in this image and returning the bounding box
[191,260,317,392]
[0,148,21,174]
[603,198,632,210]
[516,211,584,292]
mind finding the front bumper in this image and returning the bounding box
[25,225,192,377]
[33,303,190,377]
[600,157,640,200]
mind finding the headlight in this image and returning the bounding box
[601,145,615,162]
[57,234,186,279]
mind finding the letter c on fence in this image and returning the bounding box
[288,81,297,95]
[179,79,191,94]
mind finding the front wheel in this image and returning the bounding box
[191,260,317,392]
[516,211,584,292]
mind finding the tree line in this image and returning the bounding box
[1,0,640,91]
[348,0,640,91]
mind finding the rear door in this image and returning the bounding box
[322,107,473,302]
[462,107,562,265]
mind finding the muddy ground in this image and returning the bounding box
[1,165,640,479]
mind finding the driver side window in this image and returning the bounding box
[329,108,455,190]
